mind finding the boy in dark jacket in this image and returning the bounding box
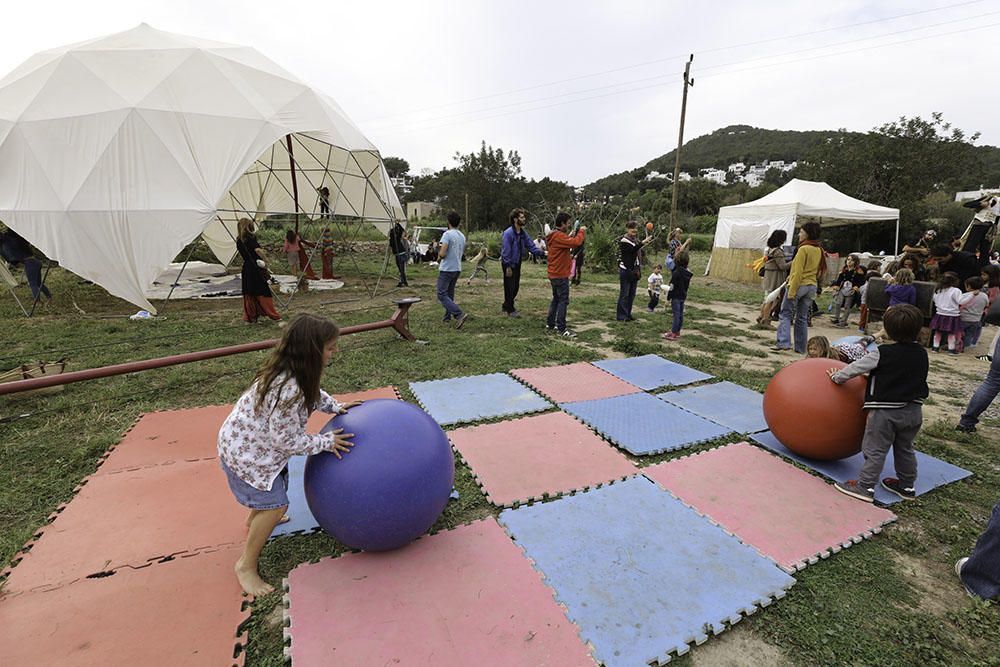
[828,304,929,502]
[661,251,692,341]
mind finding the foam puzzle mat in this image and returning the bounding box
[658,381,768,434]
[644,443,897,572]
[0,545,247,666]
[498,476,795,666]
[448,411,637,507]
[410,373,551,426]
[561,392,733,455]
[750,431,973,506]
[2,458,246,594]
[96,405,231,474]
[284,519,594,666]
[592,354,713,390]
[509,362,641,403]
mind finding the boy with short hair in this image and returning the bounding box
[959,276,989,350]
[661,251,691,341]
[828,304,929,502]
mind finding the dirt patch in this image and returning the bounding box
[688,628,793,666]
[892,552,970,618]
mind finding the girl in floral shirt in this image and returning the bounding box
[218,314,360,596]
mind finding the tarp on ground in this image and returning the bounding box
[713,179,899,250]
[0,24,404,312]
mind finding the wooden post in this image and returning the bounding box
[286,135,300,235]
[670,55,694,229]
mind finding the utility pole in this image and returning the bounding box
[670,55,694,230]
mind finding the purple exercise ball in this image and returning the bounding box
[304,399,454,551]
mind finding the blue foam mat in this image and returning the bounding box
[658,381,768,434]
[409,373,551,426]
[561,392,732,455]
[751,431,973,506]
[592,354,713,390]
[269,455,319,539]
[499,476,795,666]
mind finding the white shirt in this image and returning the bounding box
[932,287,963,317]
[218,375,342,491]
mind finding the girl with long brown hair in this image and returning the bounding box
[218,314,361,595]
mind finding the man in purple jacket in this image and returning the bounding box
[501,208,545,317]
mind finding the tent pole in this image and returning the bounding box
[286,135,300,236]
[894,218,900,256]
[161,241,198,309]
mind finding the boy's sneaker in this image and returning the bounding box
[454,313,469,330]
[955,423,976,433]
[661,332,679,341]
[834,480,874,502]
[881,478,916,500]
[559,329,577,338]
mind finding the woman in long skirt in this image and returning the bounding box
[237,218,281,323]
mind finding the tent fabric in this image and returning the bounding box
[713,179,899,250]
[0,24,404,312]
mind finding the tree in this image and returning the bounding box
[798,113,982,225]
[382,156,410,179]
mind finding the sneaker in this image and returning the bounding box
[932,347,940,353]
[955,557,968,577]
[454,313,469,330]
[976,354,992,362]
[545,325,555,333]
[559,329,577,338]
[508,311,521,318]
[662,332,679,341]
[949,349,959,356]
[646,307,654,313]
[955,423,977,433]
[881,478,915,500]
[771,346,792,352]
[834,480,874,502]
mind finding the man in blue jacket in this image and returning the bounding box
[500,208,545,317]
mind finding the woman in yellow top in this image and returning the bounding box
[775,221,826,353]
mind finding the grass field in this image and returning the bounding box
[1,248,997,666]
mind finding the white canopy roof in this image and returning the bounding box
[713,179,899,250]
[0,24,404,312]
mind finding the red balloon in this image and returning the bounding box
[763,357,867,460]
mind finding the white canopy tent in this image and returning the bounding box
[0,24,404,313]
[713,178,900,252]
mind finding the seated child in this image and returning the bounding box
[218,314,361,595]
[828,304,929,502]
[885,268,916,306]
[646,264,664,312]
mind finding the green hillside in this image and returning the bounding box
[584,124,1000,198]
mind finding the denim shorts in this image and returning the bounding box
[220,459,289,510]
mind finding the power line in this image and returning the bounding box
[361,0,985,126]
[370,13,1000,138]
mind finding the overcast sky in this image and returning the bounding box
[3,0,998,185]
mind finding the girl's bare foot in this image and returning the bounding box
[235,559,274,596]
[246,510,289,527]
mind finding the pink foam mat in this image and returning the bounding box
[449,412,637,507]
[2,458,246,594]
[97,405,233,474]
[644,442,897,572]
[285,518,595,666]
[510,362,641,403]
[0,545,247,666]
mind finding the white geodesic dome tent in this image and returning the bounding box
[0,24,404,312]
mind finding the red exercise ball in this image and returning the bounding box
[762,357,867,461]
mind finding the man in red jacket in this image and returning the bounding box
[545,212,586,337]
